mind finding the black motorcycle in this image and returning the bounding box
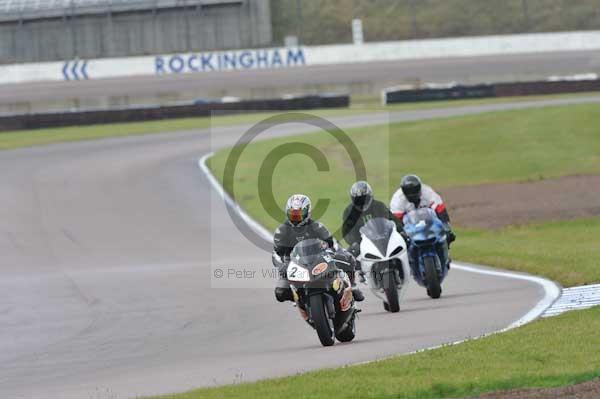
[285,239,359,346]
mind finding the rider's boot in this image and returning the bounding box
[352,284,365,302]
[274,287,293,302]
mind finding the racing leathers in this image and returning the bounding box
[272,220,357,302]
[342,199,404,255]
[390,183,456,272]
[390,183,452,226]
[342,199,406,283]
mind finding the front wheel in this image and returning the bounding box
[382,270,400,312]
[424,256,442,299]
[335,315,356,343]
[309,295,335,346]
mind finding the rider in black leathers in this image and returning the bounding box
[342,181,404,256]
[273,194,364,302]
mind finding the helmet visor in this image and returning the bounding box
[352,195,372,210]
[288,208,305,225]
[403,186,421,203]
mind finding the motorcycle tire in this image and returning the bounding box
[335,317,356,343]
[309,295,335,346]
[424,256,442,299]
[382,270,400,313]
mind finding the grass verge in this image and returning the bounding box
[1,91,599,151]
[454,219,600,287]
[208,102,600,234]
[195,102,600,399]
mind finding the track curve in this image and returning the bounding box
[1,97,590,399]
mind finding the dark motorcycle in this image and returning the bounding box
[285,239,358,346]
[403,208,450,299]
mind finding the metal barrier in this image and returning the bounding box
[0,94,349,132]
[383,84,494,104]
[382,79,600,105]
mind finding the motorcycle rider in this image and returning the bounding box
[273,194,364,302]
[342,181,404,255]
[390,174,456,246]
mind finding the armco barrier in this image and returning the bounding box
[493,80,600,97]
[383,79,600,104]
[383,84,494,104]
[0,94,349,132]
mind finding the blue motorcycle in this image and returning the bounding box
[403,208,450,299]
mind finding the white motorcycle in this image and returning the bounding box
[357,217,410,312]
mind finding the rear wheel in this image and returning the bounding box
[424,256,442,299]
[382,270,400,312]
[309,295,335,346]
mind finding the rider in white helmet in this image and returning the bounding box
[272,194,364,302]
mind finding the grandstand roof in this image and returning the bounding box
[0,0,241,22]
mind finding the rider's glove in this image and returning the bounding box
[447,230,456,245]
[400,230,411,245]
[349,242,361,258]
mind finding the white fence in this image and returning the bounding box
[3,30,600,86]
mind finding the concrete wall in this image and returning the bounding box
[0,0,271,64]
[3,31,600,85]
[2,30,600,114]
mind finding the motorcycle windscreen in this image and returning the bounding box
[291,238,327,266]
[403,208,436,225]
[359,217,395,256]
[403,208,440,241]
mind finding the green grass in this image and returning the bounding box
[193,102,600,399]
[1,91,598,151]
[150,306,600,399]
[4,94,598,399]
[208,102,600,236]
[454,219,600,287]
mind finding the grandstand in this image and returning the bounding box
[0,0,239,21]
[0,0,272,63]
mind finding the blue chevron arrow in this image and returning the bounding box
[81,60,89,80]
[71,60,80,80]
[62,59,90,80]
[62,61,70,81]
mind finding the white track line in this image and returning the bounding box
[199,153,273,242]
[451,263,560,329]
[198,152,561,336]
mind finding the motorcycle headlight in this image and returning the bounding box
[364,253,381,260]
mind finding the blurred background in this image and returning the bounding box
[1,0,600,119]
[2,0,600,63]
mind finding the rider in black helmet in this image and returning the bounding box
[391,174,456,244]
[342,181,404,256]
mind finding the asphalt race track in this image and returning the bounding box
[3,96,598,399]
[2,50,600,108]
